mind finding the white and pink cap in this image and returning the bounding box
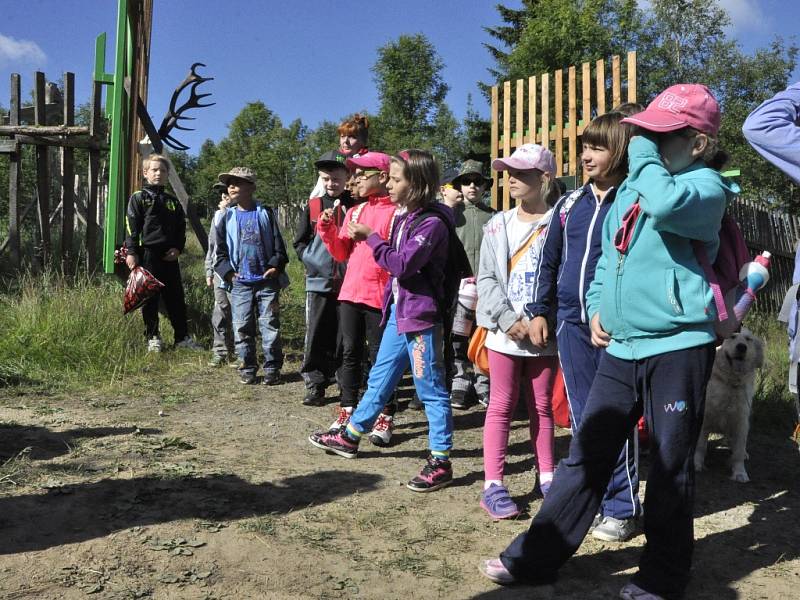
[492,143,556,175]
[621,84,720,136]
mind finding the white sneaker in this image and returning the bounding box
[329,406,353,432]
[175,336,203,351]
[368,413,394,447]
[147,336,164,352]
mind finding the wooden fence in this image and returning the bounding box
[730,198,800,315]
[490,51,637,211]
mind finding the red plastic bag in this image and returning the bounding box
[124,266,164,315]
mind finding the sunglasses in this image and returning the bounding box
[614,201,642,254]
[459,176,486,187]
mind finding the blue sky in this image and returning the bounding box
[1,0,797,155]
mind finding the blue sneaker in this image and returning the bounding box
[480,484,520,519]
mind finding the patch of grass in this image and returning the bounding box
[0,446,33,487]
[238,515,278,536]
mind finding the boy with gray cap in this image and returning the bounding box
[214,167,290,385]
[205,182,235,366]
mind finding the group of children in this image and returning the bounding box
[124,80,800,599]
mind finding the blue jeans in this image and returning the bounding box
[350,304,453,452]
[230,279,283,376]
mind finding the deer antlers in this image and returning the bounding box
[157,62,215,151]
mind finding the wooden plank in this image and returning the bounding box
[34,71,51,267]
[61,72,75,271]
[11,135,106,150]
[581,62,590,134]
[612,55,621,108]
[503,80,511,211]
[568,66,577,177]
[528,76,537,143]
[490,86,499,210]
[596,59,606,115]
[0,125,90,136]
[627,51,637,103]
[8,73,21,267]
[515,79,524,149]
[87,79,102,272]
[555,69,563,177]
[0,140,17,153]
[541,73,550,149]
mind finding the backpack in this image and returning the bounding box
[692,213,752,340]
[406,209,473,320]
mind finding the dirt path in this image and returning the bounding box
[1,358,799,599]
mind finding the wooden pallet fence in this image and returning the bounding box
[490,51,637,211]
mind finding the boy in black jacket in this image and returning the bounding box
[125,154,202,352]
[293,150,353,404]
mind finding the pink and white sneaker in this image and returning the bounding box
[368,413,394,446]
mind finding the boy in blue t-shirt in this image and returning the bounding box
[214,167,289,385]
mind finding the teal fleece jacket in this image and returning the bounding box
[585,135,739,360]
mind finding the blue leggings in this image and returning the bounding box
[350,304,453,452]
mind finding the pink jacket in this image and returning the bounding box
[317,194,395,309]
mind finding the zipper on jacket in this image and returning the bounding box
[578,188,603,323]
[615,252,625,330]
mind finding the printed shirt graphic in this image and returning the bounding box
[235,208,267,283]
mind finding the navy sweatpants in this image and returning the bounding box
[501,344,715,599]
[557,320,640,520]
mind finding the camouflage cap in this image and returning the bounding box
[218,166,256,186]
[452,159,493,189]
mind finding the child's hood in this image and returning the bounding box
[676,160,741,202]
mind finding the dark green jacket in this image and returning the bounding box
[454,199,495,276]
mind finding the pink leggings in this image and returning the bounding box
[483,350,558,482]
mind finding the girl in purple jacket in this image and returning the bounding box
[309,149,455,492]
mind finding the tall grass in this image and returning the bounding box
[0,234,309,390]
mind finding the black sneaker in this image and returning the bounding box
[407,455,453,492]
[450,389,469,410]
[302,386,325,406]
[408,394,423,411]
[262,371,281,386]
[476,393,490,408]
[240,372,257,385]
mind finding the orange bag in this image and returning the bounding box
[551,366,570,429]
[467,326,490,375]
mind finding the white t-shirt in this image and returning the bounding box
[485,209,553,357]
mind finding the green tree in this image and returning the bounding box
[371,34,451,152]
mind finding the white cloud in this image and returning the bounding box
[0,33,47,68]
[719,0,770,33]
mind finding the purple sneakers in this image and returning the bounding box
[308,429,359,459]
[479,558,516,584]
[406,455,453,492]
[480,483,521,519]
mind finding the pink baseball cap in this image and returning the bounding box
[492,143,556,175]
[346,151,391,173]
[621,84,720,136]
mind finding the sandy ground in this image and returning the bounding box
[1,356,799,599]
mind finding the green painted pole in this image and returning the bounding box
[103,0,130,273]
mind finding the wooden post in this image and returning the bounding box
[568,66,577,177]
[555,69,563,177]
[528,75,537,143]
[581,62,591,134]
[490,86,499,210]
[612,55,621,108]
[61,72,75,271]
[8,74,22,267]
[87,79,102,272]
[515,79,524,149]
[627,51,637,103]
[502,80,511,211]
[34,71,51,267]
[541,73,550,149]
[595,59,606,115]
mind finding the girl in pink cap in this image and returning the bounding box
[481,84,739,600]
[475,143,561,519]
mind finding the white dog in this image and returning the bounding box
[695,328,764,482]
